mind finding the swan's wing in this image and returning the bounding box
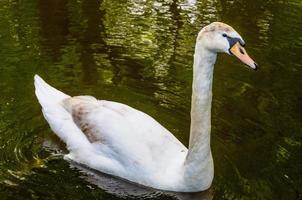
[62,97,187,168]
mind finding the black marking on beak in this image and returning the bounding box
[227,36,245,52]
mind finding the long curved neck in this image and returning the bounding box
[183,43,216,191]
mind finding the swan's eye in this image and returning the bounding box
[222,33,227,37]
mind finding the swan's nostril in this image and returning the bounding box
[239,48,245,55]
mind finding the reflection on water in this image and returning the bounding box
[0,0,301,199]
[70,161,213,200]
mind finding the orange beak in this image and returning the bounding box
[230,42,258,70]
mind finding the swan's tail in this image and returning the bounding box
[34,75,91,151]
[34,75,70,106]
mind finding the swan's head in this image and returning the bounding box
[197,22,257,70]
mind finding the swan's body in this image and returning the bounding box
[35,22,257,192]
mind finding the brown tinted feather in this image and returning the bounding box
[63,96,103,143]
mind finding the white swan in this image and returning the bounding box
[34,22,257,192]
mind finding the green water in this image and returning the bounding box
[0,0,301,199]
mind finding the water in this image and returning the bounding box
[0,0,301,199]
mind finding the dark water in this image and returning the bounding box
[0,0,301,199]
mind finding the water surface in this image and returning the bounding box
[0,0,301,199]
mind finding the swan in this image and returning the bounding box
[34,22,257,192]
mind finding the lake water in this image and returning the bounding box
[0,0,301,199]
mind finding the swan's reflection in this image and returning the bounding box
[70,161,213,200]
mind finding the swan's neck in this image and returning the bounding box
[183,44,216,191]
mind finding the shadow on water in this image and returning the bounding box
[38,0,69,60]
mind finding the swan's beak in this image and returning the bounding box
[230,42,258,70]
